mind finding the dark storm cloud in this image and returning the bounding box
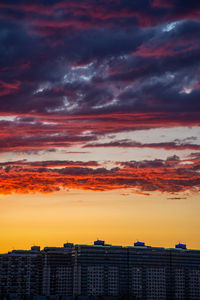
[0,0,200,118]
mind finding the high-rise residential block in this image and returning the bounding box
[0,241,200,299]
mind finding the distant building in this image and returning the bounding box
[42,245,73,296]
[72,242,128,297]
[0,247,42,295]
[0,241,200,299]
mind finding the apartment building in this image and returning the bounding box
[0,241,200,299]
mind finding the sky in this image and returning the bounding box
[0,0,200,253]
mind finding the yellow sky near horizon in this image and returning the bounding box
[0,189,199,254]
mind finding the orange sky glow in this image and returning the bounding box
[0,189,200,253]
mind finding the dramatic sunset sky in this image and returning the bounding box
[0,0,200,253]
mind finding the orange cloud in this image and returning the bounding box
[0,156,199,195]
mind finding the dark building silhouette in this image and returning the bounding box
[0,247,42,296]
[0,241,200,299]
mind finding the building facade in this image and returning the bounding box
[0,242,200,299]
[0,247,42,296]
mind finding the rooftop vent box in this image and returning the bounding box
[94,240,105,246]
[134,242,145,247]
[175,243,187,249]
[31,246,40,251]
[64,243,74,248]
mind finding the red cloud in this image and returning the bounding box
[0,81,21,97]
[0,156,199,195]
[0,112,199,153]
[0,160,99,168]
[1,0,199,39]
[151,0,174,8]
[0,80,21,90]
[133,38,199,58]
